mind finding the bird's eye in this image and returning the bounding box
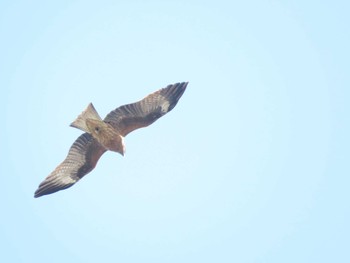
[95,127,100,132]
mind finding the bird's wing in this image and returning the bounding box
[104,82,188,136]
[34,133,106,198]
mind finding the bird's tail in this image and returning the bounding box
[70,103,102,133]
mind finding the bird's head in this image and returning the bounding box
[106,134,125,156]
[118,135,126,156]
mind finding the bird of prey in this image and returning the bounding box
[34,82,188,198]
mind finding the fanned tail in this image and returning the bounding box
[70,103,102,133]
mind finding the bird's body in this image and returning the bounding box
[34,82,188,198]
[71,103,126,154]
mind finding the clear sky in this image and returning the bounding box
[1,0,349,262]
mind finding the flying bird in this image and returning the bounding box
[34,82,188,198]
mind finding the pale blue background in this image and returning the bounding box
[1,0,349,262]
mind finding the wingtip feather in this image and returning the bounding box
[34,179,75,198]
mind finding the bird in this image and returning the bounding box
[34,82,188,198]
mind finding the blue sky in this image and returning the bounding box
[1,0,349,262]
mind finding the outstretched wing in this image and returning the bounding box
[104,82,188,136]
[34,133,106,198]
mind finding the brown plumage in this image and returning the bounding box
[34,82,188,198]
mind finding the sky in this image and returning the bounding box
[1,0,349,262]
